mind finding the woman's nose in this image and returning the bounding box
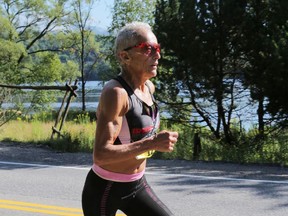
[153,51,161,60]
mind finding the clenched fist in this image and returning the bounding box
[153,130,179,152]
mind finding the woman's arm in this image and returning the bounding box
[93,80,178,166]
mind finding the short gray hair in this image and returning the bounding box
[114,22,152,59]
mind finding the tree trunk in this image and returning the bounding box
[81,30,86,111]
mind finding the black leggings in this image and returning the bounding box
[82,169,173,216]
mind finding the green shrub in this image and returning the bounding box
[1,113,288,166]
[47,130,94,153]
[73,112,91,124]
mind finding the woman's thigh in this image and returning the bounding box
[82,169,118,216]
[120,177,173,216]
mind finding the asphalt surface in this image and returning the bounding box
[1,141,287,181]
[1,142,288,216]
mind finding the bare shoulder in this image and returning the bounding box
[98,79,129,116]
[102,79,127,96]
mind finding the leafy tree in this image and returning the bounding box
[154,0,250,144]
[241,0,288,131]
[102,0,157,79]
[110,0,157,31]
[155,0,288,146]
[0,0,80,113]
[67,0,101,111]
[0,13,26,83]
[0,0,81,83]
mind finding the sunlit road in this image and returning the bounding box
[0,199,83,216]
[0,161,126,216]
[1,160,288,216]
[1,143,288,216]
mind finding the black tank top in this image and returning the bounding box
[113,75,160,144]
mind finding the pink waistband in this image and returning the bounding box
[92,164,145,182]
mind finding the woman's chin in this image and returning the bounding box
[149,70,157,77]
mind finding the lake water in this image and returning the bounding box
[2,81,103,111]
[57,81,103,111]
[2,81,260,129]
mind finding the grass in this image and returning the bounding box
[0,119,95,152]
[0,120,53,142]
[0,117,288,166]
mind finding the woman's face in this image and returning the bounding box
[123,31,161,79]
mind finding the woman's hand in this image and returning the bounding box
[152,130,178,152]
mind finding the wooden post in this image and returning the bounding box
[51,81,72,139]
[0,81,79,144]
[57,80,78,138]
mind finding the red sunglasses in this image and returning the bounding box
[123,42,161,55]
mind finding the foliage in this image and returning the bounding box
[155,120,288,166]
[73,112,91,124]
[66,0,102,111]
[101,0,158,81]
[154,0,250,144]
[110,0,157,31]
[49,124,95,152]
[0,109,22,127]
[154,0,288,146]
[1,117,287,166]
[1,0,288,162]
[0,39,26,80]
[0,0,103,125]
[0,0,81,115]
[241,0,288,128]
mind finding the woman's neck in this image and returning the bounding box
[120,71,146,91]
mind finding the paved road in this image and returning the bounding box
[1,142,288,216]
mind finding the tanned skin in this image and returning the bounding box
[93,30,178,174]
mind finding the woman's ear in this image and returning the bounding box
[118,51,131,64]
